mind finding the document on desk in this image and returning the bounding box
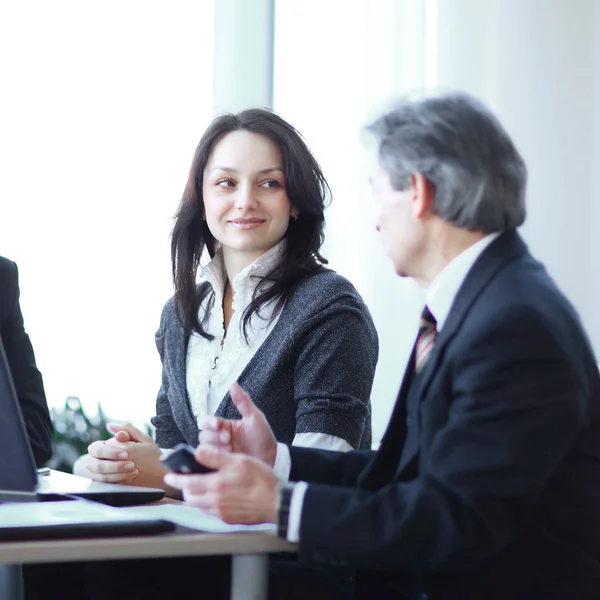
[120,504,277,533]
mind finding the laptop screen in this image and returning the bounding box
[0,336,39,495]
[0,338,176,539]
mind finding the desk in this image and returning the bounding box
[0,525,296,600]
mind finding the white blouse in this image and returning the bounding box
[185,241,353,452]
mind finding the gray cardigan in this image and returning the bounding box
[151,268,378,450]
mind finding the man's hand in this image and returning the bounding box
[86,422,167,490]
[164,446,279,525]
[198,382,278,467]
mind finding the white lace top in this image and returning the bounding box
[186,241,283,419]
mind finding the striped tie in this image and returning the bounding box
[415,305,437,373]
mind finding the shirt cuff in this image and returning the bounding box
[273,442,292,481]
[292,432,353,452]
[287,481,308,543]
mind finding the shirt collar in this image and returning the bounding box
[200,239,286,305]
[426,232,501,332]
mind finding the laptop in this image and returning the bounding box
[0,337,176,540]
[37,468,167,507]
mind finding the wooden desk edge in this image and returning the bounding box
[0,528,297,564]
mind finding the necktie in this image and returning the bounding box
[415,305,437,373]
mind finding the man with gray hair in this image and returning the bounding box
[165,93,600,600]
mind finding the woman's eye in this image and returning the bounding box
[261,180,281,189]
[216,179,235,188]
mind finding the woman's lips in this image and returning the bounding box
[228,218,265,230]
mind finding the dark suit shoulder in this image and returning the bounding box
[0,256,18,285]
[478,251,583,334]
[0,257,19,322]
[455,250,597,405]
[0,255,16,269]
[454,231,575,332]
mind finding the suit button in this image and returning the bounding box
[418,594,429,600]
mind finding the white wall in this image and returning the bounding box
[436,0,600,350]
[0,1,214,423]
[274,0,433,443]
[591,0,600,349]
[273,0,600,443]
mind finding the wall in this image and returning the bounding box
[274,0,600,442]
[436,0,599,349]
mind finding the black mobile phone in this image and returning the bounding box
[161,443,215,474]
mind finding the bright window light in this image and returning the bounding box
[0,1,214,424]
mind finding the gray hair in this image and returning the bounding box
[366,93,527,232]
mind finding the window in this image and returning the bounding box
[0,1,214,424]
[274,0,437,441]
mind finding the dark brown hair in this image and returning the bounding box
[171,107,330,341]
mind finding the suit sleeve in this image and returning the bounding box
[0,261,53,467]
[290,446,376,486]
[292,293,378,449]
[296,309,589,572]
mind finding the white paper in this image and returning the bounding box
[0,500,151,528]
[120,504,277,533]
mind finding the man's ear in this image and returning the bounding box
[409,173,435,219]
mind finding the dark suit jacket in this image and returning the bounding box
[0,257,53,467]
[289,231,600,600]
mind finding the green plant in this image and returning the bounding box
[46,396,111,473]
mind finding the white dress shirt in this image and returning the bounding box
[279,232,501,542]
[185,240,354,453]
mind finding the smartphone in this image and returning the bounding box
[161,443,215,474]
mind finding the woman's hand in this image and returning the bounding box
[86,423,168,490]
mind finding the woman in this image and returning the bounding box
[80,107,378,492]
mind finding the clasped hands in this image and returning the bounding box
[85,383,280,524]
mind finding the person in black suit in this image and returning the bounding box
[163,92,600,600]
[0,256,53,467]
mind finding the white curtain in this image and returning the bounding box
[0,1,214,423]
[274,0,436,442]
